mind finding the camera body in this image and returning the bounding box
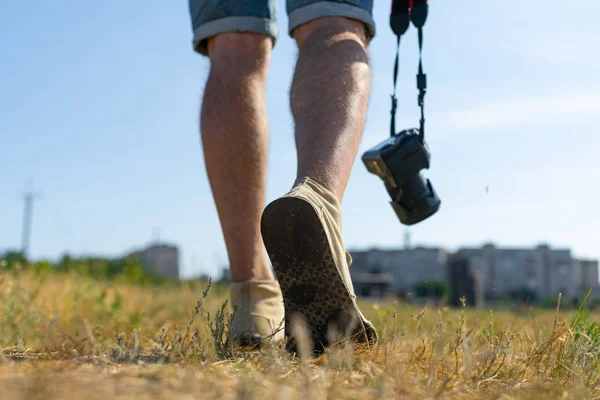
[362,128,440,225]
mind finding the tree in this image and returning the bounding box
[414,281,449,298]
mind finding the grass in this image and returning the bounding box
[1,270,600,399]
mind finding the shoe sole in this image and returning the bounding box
[261,196,371,355]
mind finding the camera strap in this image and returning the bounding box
[389,0,428,141]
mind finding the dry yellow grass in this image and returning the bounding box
[1,270,599,399]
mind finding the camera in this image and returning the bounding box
[362,128,440,225]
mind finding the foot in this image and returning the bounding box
[229,280,285,347]
[260,177,377,355]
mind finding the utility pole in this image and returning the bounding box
[20,180,41,260]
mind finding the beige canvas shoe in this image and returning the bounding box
[229,280,285,347]
[260,177,378,355]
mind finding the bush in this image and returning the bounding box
[0,251,170,285]
[414,280,449,298]
[0,251,25,270]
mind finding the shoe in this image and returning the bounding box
[261,177,378,355]
[229,280,285,347]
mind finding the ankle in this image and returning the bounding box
[229,265,275,282]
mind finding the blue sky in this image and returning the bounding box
[2,1,599,278]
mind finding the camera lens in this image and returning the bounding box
[392,174,441,225]
[399,174,431,209]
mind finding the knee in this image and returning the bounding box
[207,32,272,80]
[292,17,368,50]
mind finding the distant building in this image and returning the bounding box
[351,270,393,299]
[349,247,448,295]
[349,243,599,305]
[456,244,589,303]
[447,254,484,307]
[572,259,600,300]
[219,267,231,283]
[130,243,179,278]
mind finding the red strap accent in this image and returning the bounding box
[409,0,414,9]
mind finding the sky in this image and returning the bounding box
[1,1,599,279]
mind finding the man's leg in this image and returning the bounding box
[189,0,284,344]
[261,13,378,354]
[202,33,273,282]
[291,17,370,201]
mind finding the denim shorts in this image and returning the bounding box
[189,0,375,55]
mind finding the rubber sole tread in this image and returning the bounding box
[261,196,371,355]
